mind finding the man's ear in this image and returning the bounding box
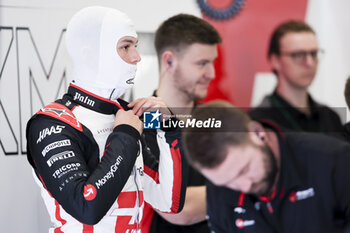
[269,54,281,73]
[247,121,266,146]
[161,51,175,71]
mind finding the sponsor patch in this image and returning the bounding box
[59,172,87,191]
[97,127,113,134]
[289,188,315,203]
[137,167,144,176]
[235,218,255,229]
[47,151,75,167]
[42,139,71,157]
[84,184,97,201]
[95,156,123,189]
[73,92,95,107]
[52,163,81,179]
[37,125,65,144]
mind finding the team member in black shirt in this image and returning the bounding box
[183,101,350,233]
[251,20,343,133]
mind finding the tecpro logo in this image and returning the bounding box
[143,110,161,129]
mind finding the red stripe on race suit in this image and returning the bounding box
[117,191,137,208]
[170,139,182,213]
[143,165,160,184]
[39,175,52,196]
[54,200,67,233]
[83,224,94,233]
[115,216,137,233]
[38,176,66,232]
[139,202,154,233]
[238,192,245,207]
[202,0,308,107]
[115,191,143,233]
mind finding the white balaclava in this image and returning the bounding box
[65,6,137,100]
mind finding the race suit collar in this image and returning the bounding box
[67,83,125,114]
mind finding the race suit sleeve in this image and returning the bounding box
[141,127,187,213]
[26,115,140,225]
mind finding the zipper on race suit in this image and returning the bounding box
[133,166,140,232]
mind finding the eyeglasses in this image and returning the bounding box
[279,49,324,64]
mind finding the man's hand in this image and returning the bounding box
[128,96,171,120]
[113,109,143,135]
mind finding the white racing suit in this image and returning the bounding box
[26,84,186,233]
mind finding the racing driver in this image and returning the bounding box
[26,6,186,233]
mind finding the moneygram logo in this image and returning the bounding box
[84,184,97,201]
[95,156,123,189]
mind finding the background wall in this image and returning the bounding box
[1,0,349,232]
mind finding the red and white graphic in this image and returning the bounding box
[113,191,144,233]
[289,192,297,203]
[39,102,83,132]
[236,218,244,229]
[84,184,97,201]
[235,218,255,229]
[289,187,315,203]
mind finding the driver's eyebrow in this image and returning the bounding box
[121,39,138,44]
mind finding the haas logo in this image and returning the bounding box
[84,184,97,201]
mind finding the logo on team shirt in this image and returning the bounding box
[46,151,75,167]
[137,167,144,176]
[41,139,71,157]
[65,100,72,107]
[59,172,87,191]
[97,127,112,134]
[36,125,65,144]
[52,162,81,179]
[84,184,97,201]
[254,202,261,210]
[143,110,161,129]
[235,218,255,229]
[289,187,315,203]
[95,156,123,189]
[234,207,246,214]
